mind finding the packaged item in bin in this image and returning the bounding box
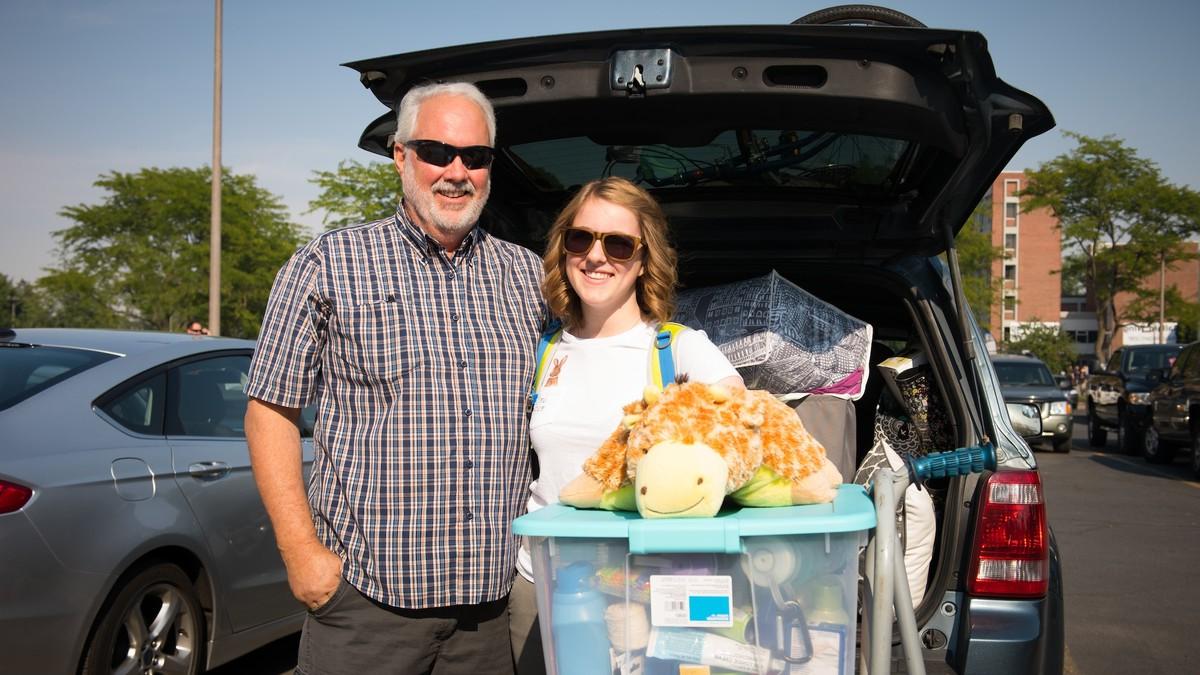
[597,565,653,602]
[647,627,780,674]
[674,271,872,399]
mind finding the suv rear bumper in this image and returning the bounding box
[947,533,1065,674]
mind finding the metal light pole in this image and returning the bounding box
[208,0,223,336]
[1158,252,1165,344]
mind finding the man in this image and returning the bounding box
[185,321,208,335]
[245,82,544,675]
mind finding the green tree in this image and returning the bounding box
[954,197,1003,329]
[1003,322,1077,375]
[1125,284,1200,344]
[0,274,39,327]
[1023,132,1200,364]
[45,167,303,338]
[308,159,401,230]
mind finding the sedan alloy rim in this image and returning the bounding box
[111,582,198,675]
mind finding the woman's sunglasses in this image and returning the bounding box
[562,227,643,262]
[403,140,495,170]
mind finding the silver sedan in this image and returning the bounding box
[0,328,311,674]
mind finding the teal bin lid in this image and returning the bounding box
[513,484,876,555]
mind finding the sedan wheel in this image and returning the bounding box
[1142,424,1176,465]
[81,563,205,675]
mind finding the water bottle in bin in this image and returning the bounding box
[551,561,612,675]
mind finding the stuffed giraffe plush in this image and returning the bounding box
[559,381,843,518]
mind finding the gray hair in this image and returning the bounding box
[394,82,496,147]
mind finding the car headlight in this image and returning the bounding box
[1127,392,1151,405]
[1049,401,1071,416]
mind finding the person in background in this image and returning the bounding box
[245,81,544,675]
[508,177,742,674]
[185,321,208,336]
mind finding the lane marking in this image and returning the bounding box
[1065,643,1084,667]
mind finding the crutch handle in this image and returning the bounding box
[907,444,996,481]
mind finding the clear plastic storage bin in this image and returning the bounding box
[513,484,875,675]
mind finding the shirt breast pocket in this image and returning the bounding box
[337,296,421,384]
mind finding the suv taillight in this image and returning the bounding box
[0,479,33,514]
[966,470,1048,598]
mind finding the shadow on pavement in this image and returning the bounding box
[208,633,299,675]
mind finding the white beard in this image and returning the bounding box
[402,158,490,238]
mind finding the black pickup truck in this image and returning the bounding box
[1086,344,1182,453]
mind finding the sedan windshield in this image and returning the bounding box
[994,362,1056,387]
[0,344,118,411]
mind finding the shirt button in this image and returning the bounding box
[464,511,474,522]
[463,407,472,418]
[446,271,455,281]
[450,312,460,322]
[458,359,468,369]
[464,459,474,469]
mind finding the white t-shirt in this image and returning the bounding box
[516,321,739,581]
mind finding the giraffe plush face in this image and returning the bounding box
[559,382,843,518]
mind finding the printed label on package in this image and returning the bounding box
[648,575,733,627]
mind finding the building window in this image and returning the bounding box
[1003,326,1012,341]
[1004,264,1016,281]
[1003,296,1016,311]
[1005,233,1016,250]
[1005,202,1018,219]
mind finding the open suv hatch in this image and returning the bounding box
[348,7,1062,673]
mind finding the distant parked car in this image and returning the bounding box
[992,354,1074,452]
[0,328,312,674]
[1085,344,1182,454]
[1143,341,1200,475]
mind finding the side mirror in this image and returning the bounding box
[1006,402,1043,438]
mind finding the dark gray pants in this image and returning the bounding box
[296,578,514,675]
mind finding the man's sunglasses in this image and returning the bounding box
[562,227,643,262]
[403,140,495,170]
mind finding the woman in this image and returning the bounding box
[509,177,742,674]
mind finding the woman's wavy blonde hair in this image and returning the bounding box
[542,177,678,331]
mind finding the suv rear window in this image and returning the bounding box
[0,344,118,411]
[508,130,909,192]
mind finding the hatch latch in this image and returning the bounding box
[611,48,674,96]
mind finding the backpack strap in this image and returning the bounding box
[529,320,563,409]
[648,322,689,390]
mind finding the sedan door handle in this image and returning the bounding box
[188,461,231,480]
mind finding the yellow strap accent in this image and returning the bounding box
[647,322,688,390]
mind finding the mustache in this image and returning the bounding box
[432,179,476,197]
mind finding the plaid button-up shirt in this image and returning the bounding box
[247,204,545,608]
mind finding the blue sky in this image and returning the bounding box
[2,0,1197,283]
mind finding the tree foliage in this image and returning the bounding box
[1002,323,1077,375]
[0,274,41,327]
[1124,284,1200,344]
[1023,132,1200,363]
[307,159,402,230]
[954,197,1003,329]
[42,167,303,338]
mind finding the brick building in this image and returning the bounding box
[987,171,1062,343]
[983,171,1200,357]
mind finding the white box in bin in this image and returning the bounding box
[513,485,875,675]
